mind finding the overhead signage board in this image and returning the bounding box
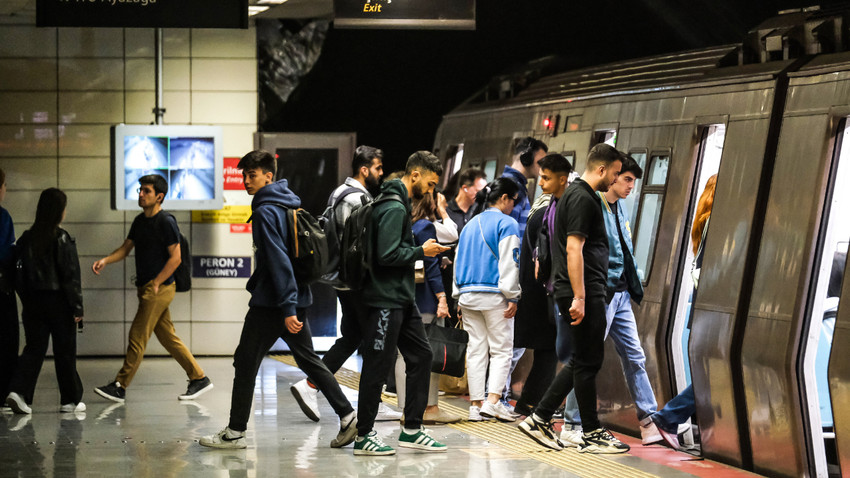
[36,0,248,29]
[334,0,475,30]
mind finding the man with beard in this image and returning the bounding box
[352,151,450,455]
[290,145,401,423]
[519,143,629,454]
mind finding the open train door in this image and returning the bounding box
[254,132,356,352]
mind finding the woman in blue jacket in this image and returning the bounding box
[453,178,522,422]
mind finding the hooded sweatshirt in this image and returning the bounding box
[362,178,425,309]
[246,179,311,317]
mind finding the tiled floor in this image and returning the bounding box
[0,356,761,477]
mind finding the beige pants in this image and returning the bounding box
[115,281,204,387]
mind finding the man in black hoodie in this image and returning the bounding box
[352,151,451,456]
[200,150,356,450]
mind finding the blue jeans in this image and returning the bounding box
[564,291,657,423]
[652,384,695,433]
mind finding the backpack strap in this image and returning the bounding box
[329,186,365,209]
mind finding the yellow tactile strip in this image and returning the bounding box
[271,354,658,478]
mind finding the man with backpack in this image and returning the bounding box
[200,150,357,450]
[350,151,450,456]
[91,174,212,403]
[290,145,402,422]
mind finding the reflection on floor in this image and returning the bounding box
[0,357,761,477]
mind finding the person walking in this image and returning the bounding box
[5,188,85,414]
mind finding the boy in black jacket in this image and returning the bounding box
[352,151,450,456]
[200,150,356,449]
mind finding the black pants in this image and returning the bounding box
[357,305,431,436]
[0,288,18,399]
[9,291,82,405]
[514,347,557,413]
[319,290,362,374]
[228,307,354,432]
[534,296,606,431]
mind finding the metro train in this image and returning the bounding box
[431,6,850,477]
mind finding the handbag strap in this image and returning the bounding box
[476,216,499,260]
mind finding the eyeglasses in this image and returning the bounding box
[136,187,154,194]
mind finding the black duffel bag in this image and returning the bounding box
[424,322,468,377]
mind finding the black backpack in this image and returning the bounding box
[318,186,365,286]
[161,212,192,292]
[282,207,330,285]
[338,193,404,290]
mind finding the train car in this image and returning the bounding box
[432,6,849,477]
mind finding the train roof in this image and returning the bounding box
[447,4,850,116]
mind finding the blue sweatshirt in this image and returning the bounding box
[247,179,311,317]
[452,208,522,302]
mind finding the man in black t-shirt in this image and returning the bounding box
[91,174,211,403]
[519,143,630,454]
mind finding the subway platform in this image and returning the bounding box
[0,356,763,477]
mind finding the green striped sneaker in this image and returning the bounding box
[353,431,396,456]
[398,428,447,452]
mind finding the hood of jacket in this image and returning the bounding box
[252,179,301,210]
[378,178,411,208]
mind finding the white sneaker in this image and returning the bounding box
[199,427,247,449]
[640,418,663,445]
[381,384,397,398]
[6,392,31,415]
[60,402,86,413]
[560,427,584,448]
[290,379,320,422]
[468,405,490,422]
[480,400,516,422]
[375,402,402,421]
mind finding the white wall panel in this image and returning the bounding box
[191,322,244,355]
[0,92,56,124]
[79,322,127,355]
[191,59,256,91]
[70,223,127,256]
[58,28,123,58]
[191,289,251,322]
[80,255,126,291]
[191,29,255,59]
[59,58,124,91]
[191,92,257,124]
[0,126,56,157]
[0,26,56,57]
[222,125,257,157]
[59,124,111,157]
[65,190,124,223]
[0,59,57,90]
[82,289,125,323]
[59,92,124,124]
[0,157,57,190]
[59,157,110,190]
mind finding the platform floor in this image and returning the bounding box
[0,356,763,477]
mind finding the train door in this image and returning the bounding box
[441,143,464,190]
[254,132,356,352]
[799,119,850,477]
[623,149,647,228]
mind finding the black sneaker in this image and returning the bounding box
[94,382,125,403]
[579,428,630,454]
[518,414,564,450]
[179,377,214,400]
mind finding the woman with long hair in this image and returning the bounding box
[454,177,522,422]
[648,173,717,449]
[5,188,85,415]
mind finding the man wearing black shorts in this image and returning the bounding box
[519,143,629,454]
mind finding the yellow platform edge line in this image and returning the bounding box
[270,354,658,478]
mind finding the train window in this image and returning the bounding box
[564,116,581,133]
[623,150,647,227]
[800,118,850,476]
[592,129,617,147]
[483,158,498,183]
[646,154,670,185]
[633,193,663,282]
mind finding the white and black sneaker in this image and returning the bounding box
[518,414,564,450]
[199,427,247,449]
[578,428,630,454]
[179,377,213,400]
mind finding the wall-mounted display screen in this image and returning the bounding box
[111,124,224,211]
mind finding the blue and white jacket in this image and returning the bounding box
[452,208,522,304]
[597,192,644,304]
